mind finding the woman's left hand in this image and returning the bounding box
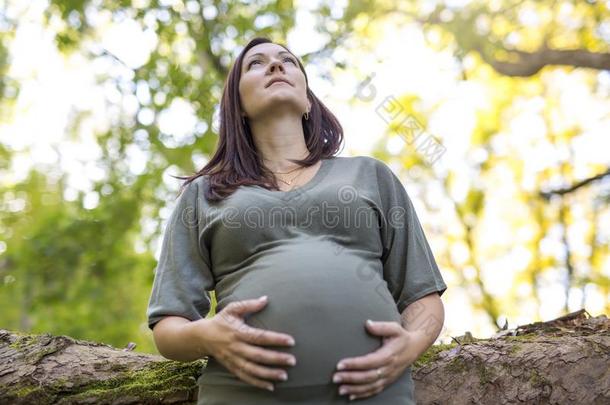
[332,320,417,401]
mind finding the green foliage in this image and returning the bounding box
[0,0,351,356]
[0,168,159,351]
[0,0,608,364]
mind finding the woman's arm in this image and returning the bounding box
[153,316,212,362]
[399,291,445,363]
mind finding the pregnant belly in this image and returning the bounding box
[203,240,402,388]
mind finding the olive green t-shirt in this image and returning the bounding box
[146,155,447,392]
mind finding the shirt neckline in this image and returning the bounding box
[253,157,333,196]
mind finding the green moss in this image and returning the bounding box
[503,333,541,355]
[8,333,41,351]
[10,385,46,398]
[64,360,205,402]
[108,363,128,372]
[30,346,61,363]
[529,369,550,388]
[475,360,494,386]
[446,356,467,374]
[507,342,522,354]
[412,343,457,369]
[5,360,206,403]
[7,333,60,364]
[3,331,206,402]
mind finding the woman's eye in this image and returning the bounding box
[248,58,296,69]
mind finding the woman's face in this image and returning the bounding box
[239,43,310,121]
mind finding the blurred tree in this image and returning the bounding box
[0,0,382,354]
[353,0,610,327]
[399,0,610,75]
[0,0,608,356]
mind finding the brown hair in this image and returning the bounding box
[174,37,344,203]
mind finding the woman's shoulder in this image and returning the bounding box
[177,174,211,203]
[181,172,213,189]
[331,155,394,176]
[186,174,211,189]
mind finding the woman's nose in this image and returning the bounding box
[267,59,285,74]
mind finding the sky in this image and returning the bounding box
[1,0,609,342]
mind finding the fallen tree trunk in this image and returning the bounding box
[1,309,608,404]
[0,330,204,404]
[412,309,610,404]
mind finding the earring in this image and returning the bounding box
[304,111,309,120]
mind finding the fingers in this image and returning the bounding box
[224,296,269,317]
[222,297,296,347]
[213,296,298,391]
[334,320,402,372]
[228,360,277,392]
[347,384,385,401]
[334,367,386,385]
[238,341,297,368]
[221,344,292,392]
[337,350,394,371]
[233,347,290,382]
[365,320,402,337]
[236,323,296,347]
[345,378,385,395]
[335,369,388,400]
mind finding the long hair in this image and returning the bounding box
[174,37,344,203]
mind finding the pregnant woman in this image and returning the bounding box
[147,37,447,404]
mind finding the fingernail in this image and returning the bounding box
[287,338,295,346]
[260,295,267,301]
[333,374,341,383]
[337,362,345,370]
[267,384,274,392]
[366,319,373,326]
[339,387,347,395]
[350,394,356,400]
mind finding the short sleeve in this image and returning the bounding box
[146,178,216,331]
[374,160,447,314]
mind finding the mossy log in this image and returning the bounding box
[1,309,608,404]
[413,309,609,404]
[0,329,205,404]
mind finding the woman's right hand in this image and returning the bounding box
[196,295,297,392]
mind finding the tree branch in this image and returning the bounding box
[476,45,610,77]
[539,168,610,200]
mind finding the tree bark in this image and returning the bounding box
[0,330,204,404]
[1,310,608,404]
[475,46,610,77]
[413,309,610,404]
